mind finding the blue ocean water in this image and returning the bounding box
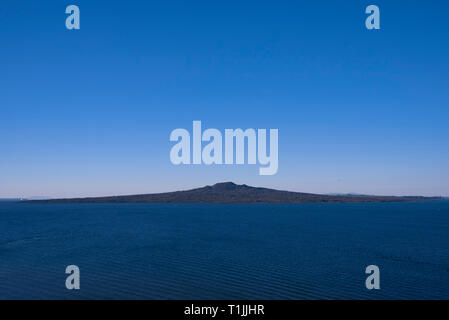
[0,201,448,299]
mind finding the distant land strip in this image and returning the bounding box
[23,182,444,204]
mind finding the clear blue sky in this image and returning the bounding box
[1,0,448,198]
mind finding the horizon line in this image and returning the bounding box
[3,182,448,200]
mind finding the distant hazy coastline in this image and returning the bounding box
[24,182,444,204]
